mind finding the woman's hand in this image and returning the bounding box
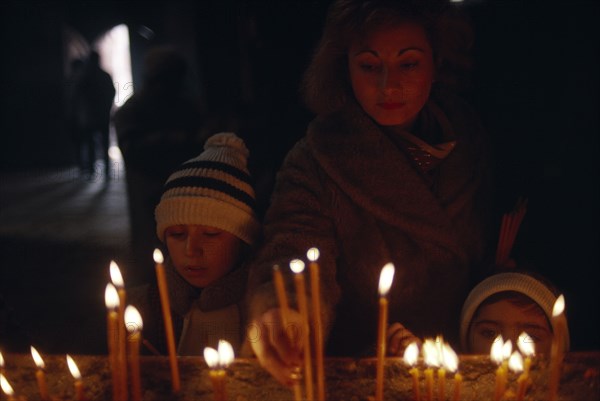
[387,322,421,356]
[248,307,304,386]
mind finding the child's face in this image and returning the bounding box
[348,22,435,130]
[468,299,553,354]
[165,224,243,288]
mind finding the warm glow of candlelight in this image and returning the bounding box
[105,283,120,309]
[0,352,4,369]
[491,335,504,365]
[552,294,565,317]
[443,343,459,373]
[110,260,124,288]
[0,374,14,396]
[517,332,535,357]
[204,347,220,369]
[30,346,45,369]
[423,339,441,367]
[67,354,82,380]
[218,340,235,367]
[502,340,513,361]
[378,263,395,297]
[307,247,320,262]
[125,305,144,332]
[153,248,164,264]
[508,351,524,373]
[289,259,305,273]
[403,342,419,366]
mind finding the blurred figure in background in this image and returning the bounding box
[114,46,205,285]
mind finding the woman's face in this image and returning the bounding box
[468,299,553,355]
[348,22,435,130]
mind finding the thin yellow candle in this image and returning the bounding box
[548,294,567,401]
[272,265,302,401]
[30,346,49,400]
[307,247,325,401]
[403,342,420,401]
[67,354,86,401]
[125,305,143,401]
[0,351,4,376]
[290,259,314,401]
[517,332,535,378]
[204,340,235,401]
[491,336,506,401]
[440,343,460,401]
[1,373,16,401]
[508,351,525,401]
[422,339,439,401]
[110,260,128,401]
[375,263,395,401]
[153,249,181,393]
[105,283,120,401]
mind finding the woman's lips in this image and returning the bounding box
[185,266,208,276]
[378,102,406,110]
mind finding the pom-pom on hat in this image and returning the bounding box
[155,132,259,245]
[459,272,570,352]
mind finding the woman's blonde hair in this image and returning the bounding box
[301,0,474,115]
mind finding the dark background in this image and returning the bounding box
[0,0,598,354]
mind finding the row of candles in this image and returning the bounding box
[1,246,568,401]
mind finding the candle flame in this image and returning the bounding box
[517,332,536,357]
[124,305,143,332]
[442,343,459,373]
[403,342,419,366]
[109,260,124,288]
[66,354,82,380]
[378,263,395,297]
[490,335,504,365]
[502,340,513,360]
[105,283,120,309]
[289,259,305,274]
[307,247,320,262]
[0,351,4,368]
[423,338,440,367]
[204,347,219,368]
[552,294,565,317]
[218,340,235,366]
[508,351,523,373]
[0,374,14,396]
[153,248,164,264]
[30,346,45,369]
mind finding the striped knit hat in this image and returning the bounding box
[460,272,570,352]
[155,132,259,245]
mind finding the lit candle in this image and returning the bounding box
[153,249,181,392]
[436,336,446,401]
[67,354,86,401]
[403,342,420,401]
[422,339,440,401]
[517,332,535,378]
[548,294,567,401]
[204,340,235,401]
[110,260,128,400]
[375,263,395,401]
[508,351,526,401]
[290,259,314,401]
[442,344,461,401]
[105,283,120,401]
[0,373,16,401]
[491,336,506,401]
[30,346,49,400]
[307,247,325,401]
[125,305,143,401]
[0,351,4,375]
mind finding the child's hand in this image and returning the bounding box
[387,322,421,356]
[249,307,304,387]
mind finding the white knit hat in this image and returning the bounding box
[459,272,570,352]
[155,132,260,245]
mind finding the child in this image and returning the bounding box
[132,132,260,356]
[460,272,570,354]
[246,0,495,385]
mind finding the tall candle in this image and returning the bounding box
[204,340,235,401]
[110,260,128,401]
[105,283,120,401]
[125,306,143,401]
[0,351,4,375]
[0,373,16,401]
[491,336,506,401]
[30,346,49,400]
[67,355,86,401]
[508,351,525,401]
[441,343,460,401]
[403,342,421,401]
[517,332,535,378]
[290,259,314,401]
[375,263,395,401]
[422,339,440,401]
[153,249,181,392]
[307,247,325,401]
[548,294,567,401]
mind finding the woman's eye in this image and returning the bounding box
[360,63,380,72]
[480,329,498,340]
[400,61,418,70]
[204,231,220,237]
